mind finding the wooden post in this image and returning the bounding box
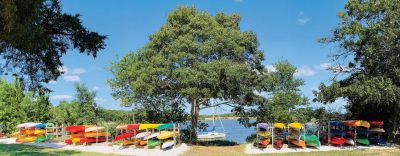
[96,125,99,144]
[328,122,331,145]
[271,126,274,148]
[173,123,176,147]
[354,127,357,147]
[55,124,59,143]
[178,123,181,145]
[106,125,109,144]
[256,124,259,148]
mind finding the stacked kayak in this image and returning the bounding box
[157,124,177,149]
[15,123,54,143]
[65,125,110,144]
[115,124,140,145]
[344,120,370,145]
[326,121,345,146]
[254,123,270,148]
[34,123,51,143]
[273,123,285,149]
[302,123,321,148]
[369,121,387,145]
[288,122,305,148]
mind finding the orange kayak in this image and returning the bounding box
[139,140,147,146]
[290,139,306,148]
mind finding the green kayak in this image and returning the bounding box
[157,123,174,130]
[147,140,160,147]
[356,138,370,145]
[300,134,321,147]
[34,135,54,143]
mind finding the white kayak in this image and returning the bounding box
[135,132,150,139]
[162,140,175,149]
[369,128,385,133]
[85,126,105,132]
[24,123,40,128]
[144,132,159,140]
[345,138,355,145]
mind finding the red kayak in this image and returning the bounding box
[65,126,85,133]
[80,137,107,143]
[64,138,73,144]
[114,132,140,142]
[325,137,345,146]
[117,124,140,130]
[370,121,384,126]
[274,139,284,149]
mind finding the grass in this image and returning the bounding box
[182,144,400,156]
[0,144,117,156]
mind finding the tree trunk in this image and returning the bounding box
[189,98,202,144]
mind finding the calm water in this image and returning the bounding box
[199,119,255,143]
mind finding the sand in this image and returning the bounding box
[244,143,399,154]
[0,138,189,156]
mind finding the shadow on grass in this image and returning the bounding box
[0,144,82,156]
[195,140,238,146]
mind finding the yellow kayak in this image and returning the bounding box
[357,120,370,128]
[20,136,37,142]
[157,131,176,140]
[84,132,111,138]
[26,129,35,135]
[70,132,84,138]
[139,124,160,130]
[257,131,271,138]
[122,139,139,146]
[72,138,81,143]
[34,129,46,135]
[288,123,303,129]
[274,123,285,129]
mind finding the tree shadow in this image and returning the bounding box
[0,144,84,156]
[195,140,238,146]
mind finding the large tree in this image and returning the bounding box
[108,6,267,142]
[314,0,400,139]
[0,0,106,89]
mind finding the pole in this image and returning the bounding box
[271,126,274,148]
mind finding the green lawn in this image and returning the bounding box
[0,144,117,156]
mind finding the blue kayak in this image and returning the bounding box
[369,137,387,145]
[34,123,46,129]
[331,129,346,137]
[329,121,344,127]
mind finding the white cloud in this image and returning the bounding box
[49,80,57,84]
[63,75,81,82]
[295,66,317,77]
[296,12,310,25]
[94,97,105,102]
[317,63,332,70]
[92,86,100,91]
[266,65,277,73]
[50,95,73,101]
[59,66,86,82]
[70,68,86,75]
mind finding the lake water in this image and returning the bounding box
[199,119,255,143]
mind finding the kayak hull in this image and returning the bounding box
[157,131,175,140]
[290,140,306,148]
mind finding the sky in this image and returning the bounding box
[40,0,349,114]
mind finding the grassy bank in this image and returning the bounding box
[0,144,117,156]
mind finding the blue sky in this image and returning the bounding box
[42,0,348,114]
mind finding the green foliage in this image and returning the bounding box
[315,0,400,139]
[108,6,267,141]
[236,61,310,126]
[74,83,97,124]
[0,0,106,89]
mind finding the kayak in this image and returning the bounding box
[117,124,140,130]
[84,132,110,138]
[288,123,303,129]
[72,138,81,143]
[114,132,140,142]
[331,129,346,137]
[258,123,269,130]
[35,124,46,129]
[34,129,46,135]
[20,136,37,142]
[26,129,35,135]
[16,136,27,142]
[85,127,105,132]
[257,131,271,138]
[326,136,345,146]
[345,138,355,145]
[369,137,387,145]
[35,136,47,143]
[329,121,344,127]
[157,123,174,130]
[80,137,107,143]
[369,128,385,133]
[17,123,27,128]
[147,139,160,147]
[25,123,40,128]
[122,139,139,146]
[66,126,85,133]
[370,121,384,126]
[290,139,306,148]
[358,121,370,128]
[139,140,147,146]
[70,132,85,138]
[274,123,285,129]
[344,120,370,128]
[162,140,175,149]
[65,138,73,144]
[144,132,160,140]
[157,131,175,140]
[357,138,370,145]
[258,138,270,146]
[139,124,160,130]
[136,132,150,139]
[274,139,284,149]
[300,134,320,147]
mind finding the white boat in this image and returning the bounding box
[197,132,226,139]
[161,140,175,149]
[345,138,355,145]
[135,132,150,139]
[144,132,159,140]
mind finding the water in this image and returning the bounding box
[198,119,255,143]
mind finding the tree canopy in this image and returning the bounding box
[108,6,268,141]
[314,0,400,139]
[0,0,106,89]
